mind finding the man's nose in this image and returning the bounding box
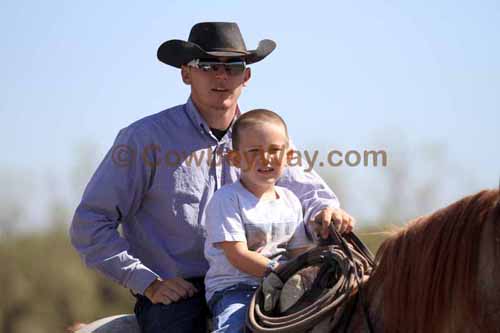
[214,66,228,79]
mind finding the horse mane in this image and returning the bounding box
[366,189,500,333]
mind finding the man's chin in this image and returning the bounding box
[211,100,236,111]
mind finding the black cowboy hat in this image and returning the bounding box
[157,22,276,68]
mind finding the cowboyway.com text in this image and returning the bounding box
[111,144,388,172]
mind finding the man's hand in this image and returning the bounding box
[144,277,198,305]
[310,207,355,238]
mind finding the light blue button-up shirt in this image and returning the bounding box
[70,98,339,295]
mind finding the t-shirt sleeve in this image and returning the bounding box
[205,189,247,245]
[285,189,315,250]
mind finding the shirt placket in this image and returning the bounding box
[214,142,230,190]
[198,125,219,192]
[192,113,232,191]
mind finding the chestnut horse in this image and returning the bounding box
[338,189,500,333]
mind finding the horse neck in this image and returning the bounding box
[328,281,384,333]
[354,199,500,333]
[476,211,500,330]
[359,282,384,333]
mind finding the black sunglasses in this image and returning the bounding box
[188,59,246,75]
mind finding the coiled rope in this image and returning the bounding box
[246,230,375,333]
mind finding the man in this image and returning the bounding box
[70,22,354,333]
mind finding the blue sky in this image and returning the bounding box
[1,1,499,228]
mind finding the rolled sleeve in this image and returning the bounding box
[278,166,339,223]
[277,141,340,238]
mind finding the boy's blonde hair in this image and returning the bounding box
[232,109,289,149]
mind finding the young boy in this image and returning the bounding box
[204,109,314,332]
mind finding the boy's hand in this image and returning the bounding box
[311,207,355,238]
[144,277,198,304]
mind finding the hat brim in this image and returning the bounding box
[157,39,276,68]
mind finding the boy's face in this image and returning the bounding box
[231,122,290,190]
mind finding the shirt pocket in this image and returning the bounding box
[170,157,210,229]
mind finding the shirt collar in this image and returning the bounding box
[184,96,240,144]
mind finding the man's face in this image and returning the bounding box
[181,57,251,112]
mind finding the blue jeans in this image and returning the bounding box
[208,283,258,333]
[134,277,209,333]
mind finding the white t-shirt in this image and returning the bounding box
[204,180,313,302]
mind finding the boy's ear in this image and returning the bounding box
[227,150,241,168]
